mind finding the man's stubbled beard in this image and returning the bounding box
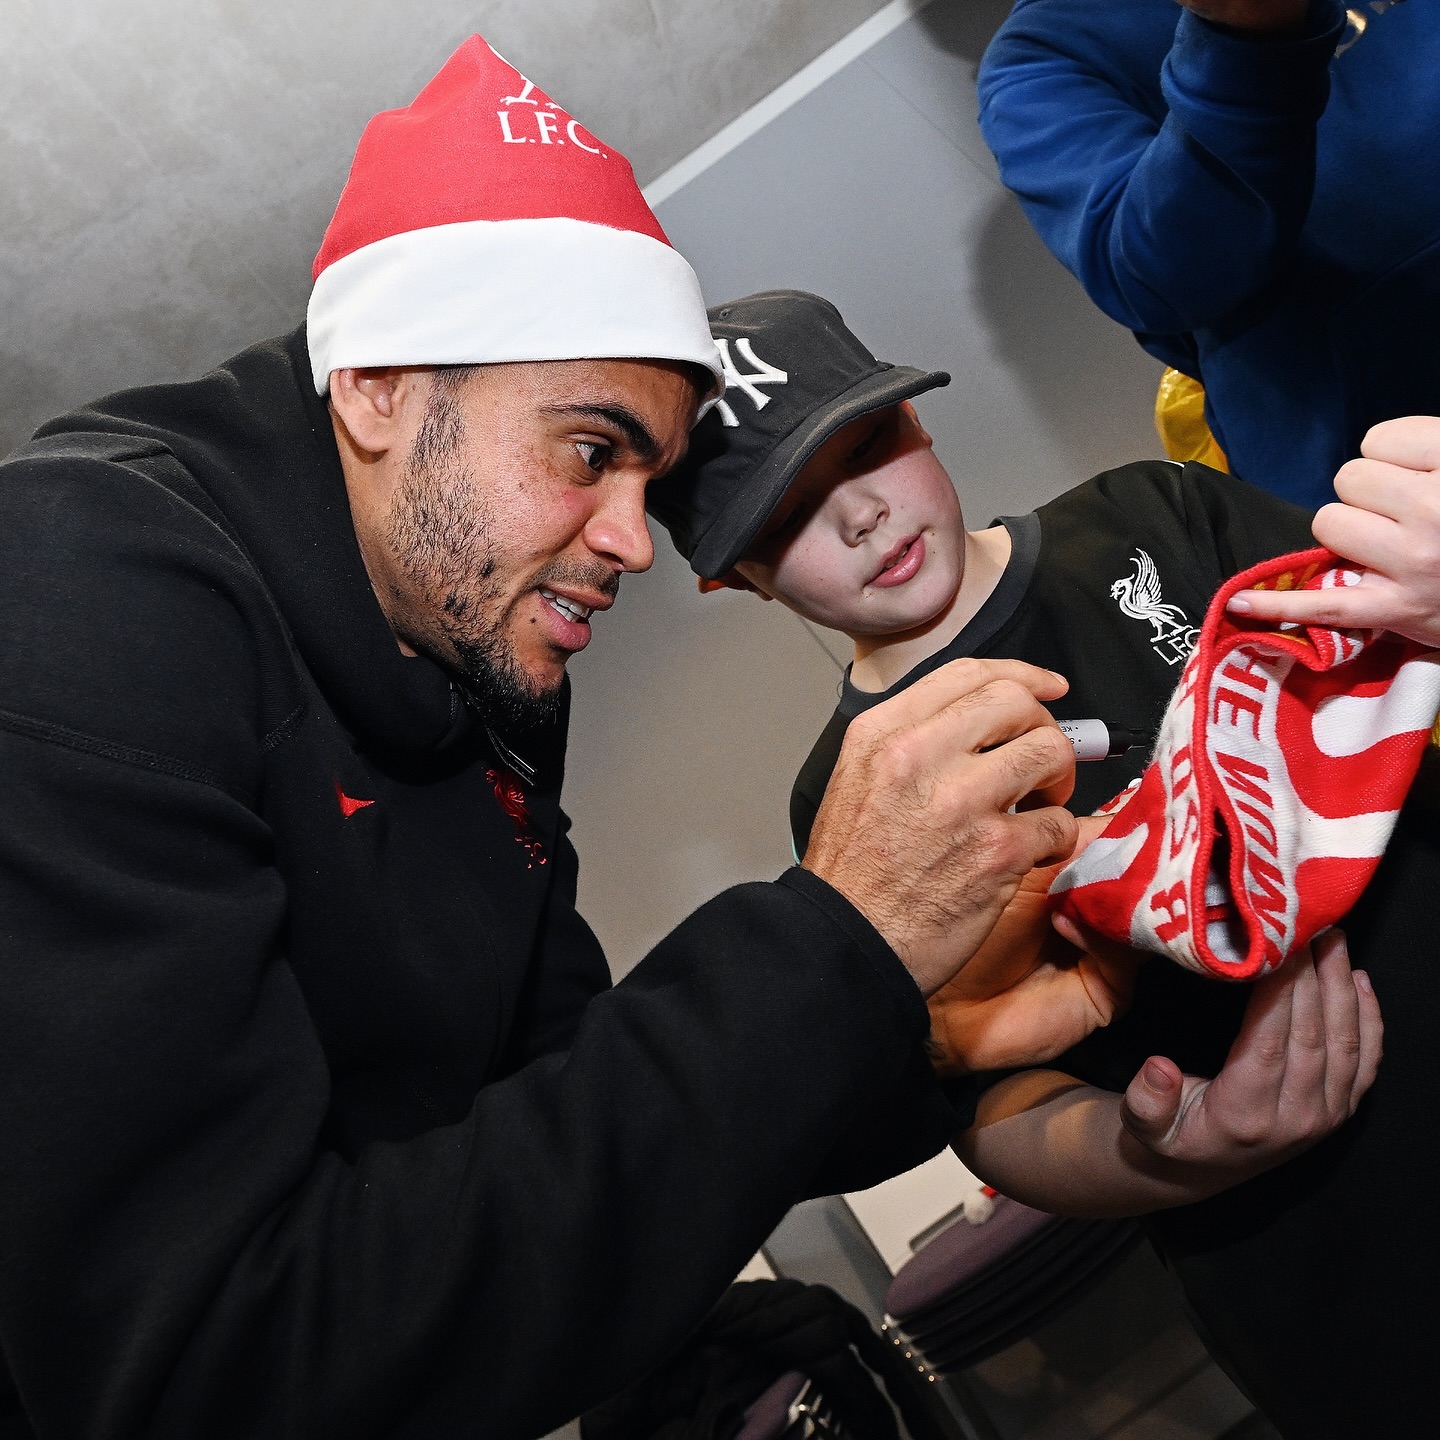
[387,375,616,737]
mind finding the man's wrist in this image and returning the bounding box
[777,867,932,1032]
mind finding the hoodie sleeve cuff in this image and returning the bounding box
[1165,0,1345,119]
[776,866,930,1040]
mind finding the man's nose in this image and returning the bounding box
[584,480,655,573]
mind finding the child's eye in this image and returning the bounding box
[575,440,611,474]
[850,427,885,466]
[773,505,804,537]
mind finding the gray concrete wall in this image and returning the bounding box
[0,0,893,454]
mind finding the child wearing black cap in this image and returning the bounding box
[647,291,1432,1434]
[647,290,1315,832]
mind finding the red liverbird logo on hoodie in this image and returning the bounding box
[487,767,546,869]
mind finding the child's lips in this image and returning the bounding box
[869,534,926,589]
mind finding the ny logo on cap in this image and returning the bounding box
[714,338,789,428]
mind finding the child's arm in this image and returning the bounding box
[954,931,1382,1217]
[925,818,1145,1074]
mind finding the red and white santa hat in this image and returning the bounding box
[306,36,723,399]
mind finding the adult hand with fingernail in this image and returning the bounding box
[1227,417,1440,649]
[804,656,1080,1000]
[956,930,1382,1216]
[1119,929,1382,1179]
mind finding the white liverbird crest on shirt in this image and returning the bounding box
[1111,549,1200,666]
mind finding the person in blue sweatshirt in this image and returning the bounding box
[977,0,1440,510]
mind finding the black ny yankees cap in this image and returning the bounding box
[647,290,950,580]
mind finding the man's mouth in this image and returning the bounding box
[540,588,594,625]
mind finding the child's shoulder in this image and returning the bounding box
[1034,459,1314,580]
[1030,460,1214,594]
[1039,458,1209,530]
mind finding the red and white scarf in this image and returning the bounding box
[1050,549,1440,981]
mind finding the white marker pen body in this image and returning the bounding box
[1059,718,1154,761]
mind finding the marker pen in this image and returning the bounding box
[1059,718,1155,761]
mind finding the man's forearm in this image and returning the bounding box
[953,1072,1236,1219]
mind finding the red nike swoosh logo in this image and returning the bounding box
[335,781,376,818]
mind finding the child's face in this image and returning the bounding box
[734,404,965,636]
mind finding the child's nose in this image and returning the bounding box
[846,497,887,544]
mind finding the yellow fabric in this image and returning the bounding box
[1155,367,1229,472]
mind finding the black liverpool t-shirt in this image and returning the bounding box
[788,459,1440,1432]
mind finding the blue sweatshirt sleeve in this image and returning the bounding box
[977,0,1346,337]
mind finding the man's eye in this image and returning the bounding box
[575,440,611,474]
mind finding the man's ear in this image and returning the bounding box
[699,569,770,599]
[328,367,421,456]
[900,400,934,448]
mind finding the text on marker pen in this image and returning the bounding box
[1059,718,1155,761]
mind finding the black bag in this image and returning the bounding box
[580,1278,950,1440]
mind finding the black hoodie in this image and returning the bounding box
[0,330,961,1440]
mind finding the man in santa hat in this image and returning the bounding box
[0,36,1082,1438]
[0,35,1386,1440]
